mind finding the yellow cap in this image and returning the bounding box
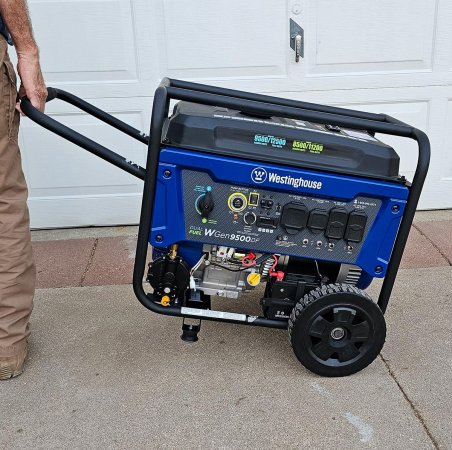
[161,295,171,306]
[246,273,261,287]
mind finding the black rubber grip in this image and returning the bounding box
[46,87,58,102]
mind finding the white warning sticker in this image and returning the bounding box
[181,307,247,322]
[343,129,377,142]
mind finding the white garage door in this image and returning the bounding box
[19,0,452,228]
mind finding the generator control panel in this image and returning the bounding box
[182,170,381,264]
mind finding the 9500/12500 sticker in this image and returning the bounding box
[252,134,324,155]
[188,226,260,243]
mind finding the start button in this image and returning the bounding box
[228,192,248,212]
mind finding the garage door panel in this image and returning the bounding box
[161,0,288,79]
[17,1,452,227]
[29,195,142,229]
[439,100,452,181]
[428,109,452,210]
[306,0,437,75]
[30,0,138,83]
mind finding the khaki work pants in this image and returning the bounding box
[0,37,35,357]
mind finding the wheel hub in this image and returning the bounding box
[330,327,346,340]
[307,306,373,363]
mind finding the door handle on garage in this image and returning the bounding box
[295,34,302,62]
[290,19,304,63]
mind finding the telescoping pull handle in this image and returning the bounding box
[20,88,148,180]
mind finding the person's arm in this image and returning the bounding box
[0,0,47,112]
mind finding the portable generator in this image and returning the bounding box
[22,79,430,377]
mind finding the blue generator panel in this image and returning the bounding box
[150,147,409,284]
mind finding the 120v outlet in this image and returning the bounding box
[280,202,309,235]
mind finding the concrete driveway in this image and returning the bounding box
[1,212,451,449]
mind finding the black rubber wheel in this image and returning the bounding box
[288,284,386,377]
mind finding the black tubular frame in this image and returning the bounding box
[22,88,148,180]
[20,78,430,328]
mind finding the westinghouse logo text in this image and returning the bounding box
[268,173,322,189]
[251,167,322,190]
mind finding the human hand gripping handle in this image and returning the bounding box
[16,50,47,113]
[20,87,57,114]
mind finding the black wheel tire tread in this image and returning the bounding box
[288,283,385,377]
[288,283,372,338]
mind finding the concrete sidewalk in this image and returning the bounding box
[1,211,451,449]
